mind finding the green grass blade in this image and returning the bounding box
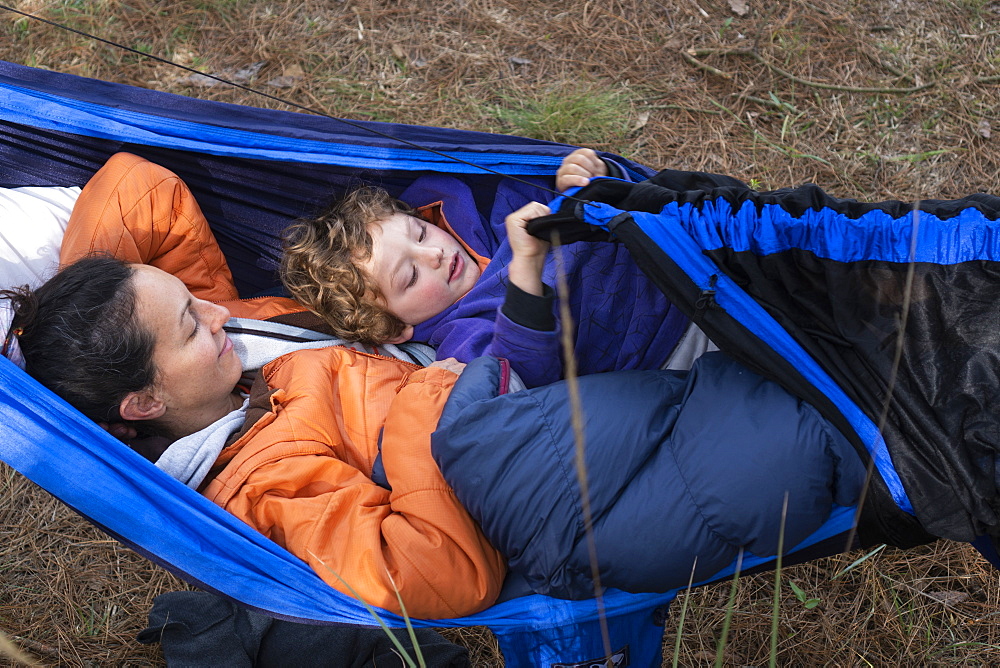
[770,492,789,668]
[308,550,417,668]
[831,544,886,580]
[714,548,744,668]
[671,557,699,668]
[386,569,426,668]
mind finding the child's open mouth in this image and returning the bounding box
[448,254,462,283]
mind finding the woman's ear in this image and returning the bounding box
[386,324,414,344]
[119,390,166,422]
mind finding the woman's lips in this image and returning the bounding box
[219,334,233,357]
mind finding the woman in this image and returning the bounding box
[5,252,508,618]
[0,154,866,618]
[5,152,505,618]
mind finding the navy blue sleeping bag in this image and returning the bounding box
[434,352,866,598]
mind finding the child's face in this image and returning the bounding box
[363,212,481,331]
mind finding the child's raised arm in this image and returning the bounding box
[505,201,551,297]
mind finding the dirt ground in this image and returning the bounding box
[2,0,1000,665]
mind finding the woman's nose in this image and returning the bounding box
[199,299,231,331]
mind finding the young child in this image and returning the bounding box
[281,149,698,388]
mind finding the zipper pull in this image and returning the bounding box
[694,274,719,315]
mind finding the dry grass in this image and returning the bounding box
[667,542,1000,665]
[2,0,1000,665]
[1,468,181,666]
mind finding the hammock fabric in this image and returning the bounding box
[0,60,865,667]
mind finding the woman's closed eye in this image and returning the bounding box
[189,311,200,339]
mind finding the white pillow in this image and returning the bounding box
[0,186,81,337]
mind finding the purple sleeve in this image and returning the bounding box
[430,309,562,388]
[488,308,562,388]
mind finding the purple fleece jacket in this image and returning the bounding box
[404,173,688,388]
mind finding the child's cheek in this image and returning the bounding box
[414,283,442,308]
[432,283,452,304]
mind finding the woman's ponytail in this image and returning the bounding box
[0,256,156,423]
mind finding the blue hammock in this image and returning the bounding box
[536,175,1000,557]
[0,60,865,667]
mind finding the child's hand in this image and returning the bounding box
[430,357,466,376]
[99,421,139,442]
[98,421,172,463]
[506,201,551,262]
[556,148,608,191]
[506,201,550,296]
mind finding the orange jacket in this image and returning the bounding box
[202,346,505,617]
[61,152,507,617]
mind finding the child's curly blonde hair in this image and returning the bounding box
[281,186,416,344]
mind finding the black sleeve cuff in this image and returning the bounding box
[502,281,556,331]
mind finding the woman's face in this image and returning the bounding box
[128,265,242,433]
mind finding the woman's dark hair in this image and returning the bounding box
[1,256,157,423]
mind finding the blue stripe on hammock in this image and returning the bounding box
[684,197,1000,265]
[0,82,564,172]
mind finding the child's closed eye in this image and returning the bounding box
[417,223,427,243]
[406,266,418,289]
